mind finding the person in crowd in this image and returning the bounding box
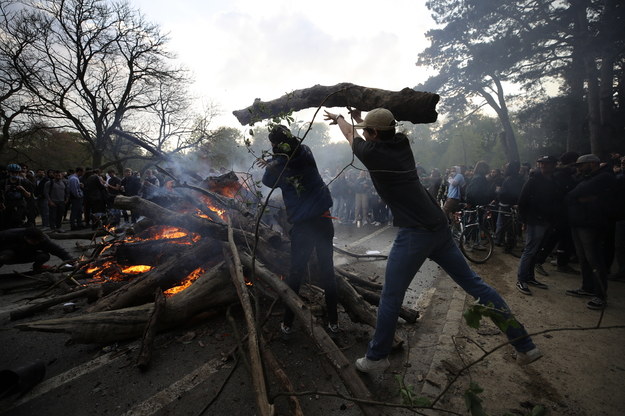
[325,107,541,373]
[442,165,465,222]
[565,154,617,310]
[121,167,142,223]
[533,151,580,276]
[140,169,160,200]
[1,164,32,230]
[83,169,107,229]
[353,170,371,227]
[0,227,73,271]
[20,165,37,227]
[329,167,349,223]
[495,161,525,252]
[44,170,68,233]
[515,156,561,295]
[609,156,625,281]
[424,168,443,200]
[255,124,338,335]
[105,169,123,226]
[67,167,85,230]
[34,169,50,229]
[466,161,494,208]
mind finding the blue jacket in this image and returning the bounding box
[262,144,332,224]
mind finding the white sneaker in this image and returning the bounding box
[517,347,543,365]
[355,356,390,373]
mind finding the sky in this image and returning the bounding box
[131,0,437,134]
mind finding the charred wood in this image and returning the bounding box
[136,289,166,371]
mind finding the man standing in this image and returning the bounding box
[515,156,561,295]
[442,165,465,221]
[256,125,338,335]
[44,171,68,233]
[565,154,616,310]
[67,167,85,230]
[324,108,541,372]
[34,169,50,229]
[121,167,141,223]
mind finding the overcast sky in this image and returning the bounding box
[132,0,436,131]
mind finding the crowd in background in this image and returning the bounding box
[0,164,166,232]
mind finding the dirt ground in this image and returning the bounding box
[420,251,625,416]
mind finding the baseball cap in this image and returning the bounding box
[536,155,557,163]
[353,108,396,131]
[574,154,601,164]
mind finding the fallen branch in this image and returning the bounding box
[233,82,440,125]
[225,222,274,416]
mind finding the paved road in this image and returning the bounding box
[0,224,457,415]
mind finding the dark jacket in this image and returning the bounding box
[517,172,563,225]
[262,144,332,224]
[497,175,525,205]
[566,165,616,228]
[465,174,493,206]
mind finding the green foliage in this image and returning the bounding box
[393,374,430,408]
[463,302,520,333]
[464,382,487,416]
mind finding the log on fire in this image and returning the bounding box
[15,262,238,344]
[232,82,440,125]
[113,196,289,274]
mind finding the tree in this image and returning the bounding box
[10,0,190,167]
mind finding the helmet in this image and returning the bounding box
[7,163,22,172]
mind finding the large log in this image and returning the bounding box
[88,237,223,312]
[15,263,238,343]
[114,196,289,275]
[233,82,440,125]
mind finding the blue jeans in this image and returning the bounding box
[517,223,549,282]
[367,226,535,360]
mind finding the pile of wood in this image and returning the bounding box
[6,174,419,416]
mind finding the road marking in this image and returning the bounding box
[121,358,224,416]
[2,346,136,413]
[347,225,393,249]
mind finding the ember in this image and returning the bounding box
[164,266,205,297]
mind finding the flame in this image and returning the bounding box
[164,266,205,297]
[121,265,153,274]
[199,195,228,221]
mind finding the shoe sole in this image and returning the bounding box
[565,291,596,298]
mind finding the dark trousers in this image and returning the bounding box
[283,216,338,327]
[49,201,65,230]
[535,222,574,266]
[571,226,610,300]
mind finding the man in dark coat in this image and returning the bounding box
[256,125,338,335]
[565,154,616,310]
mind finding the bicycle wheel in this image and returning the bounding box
[459,225,494,264]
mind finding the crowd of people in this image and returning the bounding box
[0,164,165,232]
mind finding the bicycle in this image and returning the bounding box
[487,204,523,255]
[451,204,494,264]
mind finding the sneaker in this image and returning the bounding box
[355,356,390,373]
[586,297,606,310]
[557,265,579,275]
[280,322,292,336]
[526,279,548,289]
[517,347,543,365]
[534,264,549,277]
[327,322,340,334]
[565,288,596,297]
[550,259,558,266]
[516,281,532,295]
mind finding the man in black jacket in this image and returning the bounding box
[516,156,561,295]
[565,154,616,310]
[0,227,73,271]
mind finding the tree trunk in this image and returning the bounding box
[233,83,440,125]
